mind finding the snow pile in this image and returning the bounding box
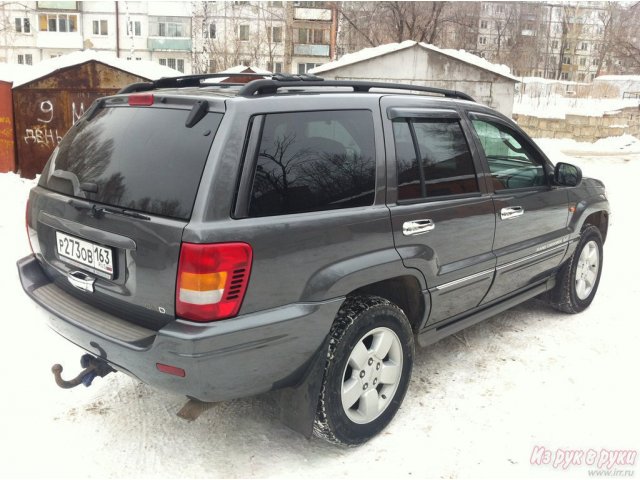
[535,134,640,157]
[0,63,33,84]
[520,77,587,86]
[593,75,640,98]
[310,40,517,81]
[11,50,182,88]
[514,94,639,119]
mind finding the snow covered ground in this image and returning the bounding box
[0,138,638,479]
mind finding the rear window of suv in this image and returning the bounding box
[39,106,223,220]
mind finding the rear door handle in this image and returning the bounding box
[403,219,435,236]
[500,206,524,220]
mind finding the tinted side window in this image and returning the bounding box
[393,118,478,200]
[471,118,546,190]
[248,110,376,217]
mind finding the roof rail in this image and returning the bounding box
[117,72,271,94]
[237,79,475,102]
[117,74,475,103]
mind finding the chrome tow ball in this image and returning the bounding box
[51,354,115,389]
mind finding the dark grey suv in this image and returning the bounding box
[17,75,610,445]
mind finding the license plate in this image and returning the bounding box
[55,231,114,278]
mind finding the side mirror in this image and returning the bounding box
[554,162,582,187]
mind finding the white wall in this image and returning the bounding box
[321,46,516,117]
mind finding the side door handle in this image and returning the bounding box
[500,206,525,220]
[403,219,435,236]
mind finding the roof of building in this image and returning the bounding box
[10,50,182,88]
[203,65,272,84]
[0,64,33,84]
[310,40,518,82]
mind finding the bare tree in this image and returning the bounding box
[609,2,640,73]
[337,1,450,51]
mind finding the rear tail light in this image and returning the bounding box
[176,243,252,322]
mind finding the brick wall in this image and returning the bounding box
[514,107,640,141]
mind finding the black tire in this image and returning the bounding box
[550,224,604,313]
[312,295,414,446]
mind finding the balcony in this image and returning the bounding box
[294,44,330,56]
[36,31,82,49]
[294,7,331,21]
[147,37,192,52]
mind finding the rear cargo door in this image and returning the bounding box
[30,99,223,330]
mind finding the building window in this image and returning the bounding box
[552,40,558,49]
[159,58,185,73]
[203,22,216,38]
[550,56,556,65]
[297,62,322,74]
[578,73,585,81]
[592,58,598,66]
[126,56,142,61]
[496,5,504,13]
[38,13,78,32]
[480,20,488,29]
[297,27,327,44]
[590,73,595,81]
[479,37,487,45]
[17,54,33,65]
[579,42,588,51]
[563,56,571,65]
[267,61,283,73]
[269,26,282,43]
[561,72,569,80]
[15,17,31,33]
[579,57,586,66]
[239,24,250,41]
[127,20,141,36]
[150,16,190,37]
[92,19,108,36]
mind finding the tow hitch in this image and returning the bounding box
[51,354,115,389]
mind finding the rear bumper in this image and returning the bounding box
[17,255,340,402]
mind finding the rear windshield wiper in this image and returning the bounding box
[69,200,150,221]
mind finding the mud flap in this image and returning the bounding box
[275,338,329,438]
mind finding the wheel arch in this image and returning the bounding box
[581,210,609,243]
[347,275,428,333]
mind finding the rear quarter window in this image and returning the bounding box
[247,110,376,217]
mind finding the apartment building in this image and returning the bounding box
[0,1,335,75]
[475,1,615,81]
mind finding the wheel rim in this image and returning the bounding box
[341,326,403,424]
[575,240,600,300]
